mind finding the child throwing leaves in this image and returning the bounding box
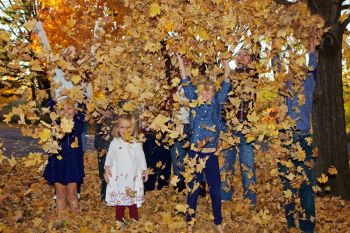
[44,98,85,214]
[175,53,231,233]
[104,114,148,228]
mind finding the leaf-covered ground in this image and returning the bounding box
[0,149,349,233]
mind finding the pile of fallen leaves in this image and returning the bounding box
[0,148,349,233]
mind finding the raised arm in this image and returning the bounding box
[174,53,197,100]
[175,53,188,80]
[216,60,232,103]
[222,59,231,82]
[308,34,317,71]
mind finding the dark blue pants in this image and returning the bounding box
[143,133,171,191]
[186,151,222,225]
[278,132,316,233]
[98,154,107,200]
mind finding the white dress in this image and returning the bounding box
[104,138,147,207]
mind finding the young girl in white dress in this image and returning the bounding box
[104,114,148,226]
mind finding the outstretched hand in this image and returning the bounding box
[104,166,112,184]
[142,171,149,182]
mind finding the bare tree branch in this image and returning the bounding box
[341,4,350,11]
[340,14,350,31]
[275,0,300,6]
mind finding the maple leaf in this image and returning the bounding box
[317,173,329,184]
[174,204,188,213]
[71,137,79,148]
[171,175,180,187]
[150,114,169,133]
[149,3,161,18]
[328,166,338,176]
[24,19,37,32]
[61,117,74,133]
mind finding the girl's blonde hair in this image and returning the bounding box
[197,78,216,93]
[112,113,140,138]
[58,97,77,115]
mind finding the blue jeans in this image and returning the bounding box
[220,132,256,206]
[186,151,222,225]
[278,132,316,233]
[81,121,88,152]
[170,140,187,181]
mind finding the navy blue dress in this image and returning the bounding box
[44,112,85,185]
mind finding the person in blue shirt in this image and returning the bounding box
[276,36,317,233]
[44,98,85,214]
[220,48,258,207]
[175,53,231,233]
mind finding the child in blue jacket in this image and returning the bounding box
[175,53,231,233]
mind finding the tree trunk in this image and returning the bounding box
[30,77,36,101]
[312,20,350,198]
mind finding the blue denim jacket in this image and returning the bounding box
[286,52,317,132]
[182,77,231,149]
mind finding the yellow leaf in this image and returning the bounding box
[30,59,43,71]
[150,3,161,18]
[71,75,81,85]
[171,175,180,187]
[144,221,154,233]
[198,29,209,40]
[283,189,293,199]
[61,117,74,133]
[8,156,16,167]
[38,128,51,143]
[24,19,37,32]
[71,137,79,148]
[24,153,43,167]
[32,218,42,227]
[164,21,174,32]
[171,77,181,87]
[150,114,169,132]
[317,173,328,184]
[327,166,338,176]
[0,30,11,42]
[174,204,188,213]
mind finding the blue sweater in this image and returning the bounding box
[182,77,231,149]
[285,52,317,132]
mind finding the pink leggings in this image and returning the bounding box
[115,204,138,221]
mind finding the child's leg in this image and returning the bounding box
[54,182,67,213]
[128,204,138,221]
[115,206,126,221]
[143,134,157,191]
[67,182,79,212]
[186,151,204,224]
[239,134,256,207]
[204,153,223,226]
[97,150,107,200]
[157,146,171,190]
[220,147,236,201]
[278,162,297,229]
[297,134,316,233]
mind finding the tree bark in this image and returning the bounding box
[30,76,36,101]
[311,0,350,198]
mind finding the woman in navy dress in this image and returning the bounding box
[44,98,85,213]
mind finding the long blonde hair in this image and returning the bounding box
[112,113,139,138]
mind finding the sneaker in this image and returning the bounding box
[214,224,224,233]
[77,193,81,199]
[115,218,127,229]
[53,195,56,200]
